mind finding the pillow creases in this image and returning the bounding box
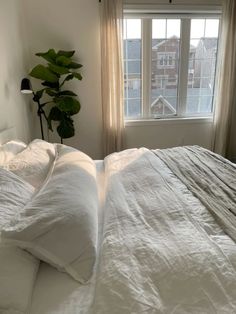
[0,167,39,314]
[0,140,26,166]
[5,139,56,189]
[2,145,99,284]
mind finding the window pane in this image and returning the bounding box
[124,79,141,98]
[124,99,141,118]
[124,39,141,60]
[152,19,166,39]
[187,18,219,115]
[191,19,205,38]
[151,19,180,117]
[124,61,141,77]
[186,96,213,113]
[124,19,142,118]
[123,19,141,39]
[167,19,180,38]
[205,19,219,37]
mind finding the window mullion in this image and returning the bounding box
[142,19,152,118]
[178,18,191,116]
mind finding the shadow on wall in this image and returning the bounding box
[0,0,32,143]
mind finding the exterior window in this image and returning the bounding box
[157,53,176,68]
[123,16,220,119]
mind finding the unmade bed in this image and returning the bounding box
[1,139,236,314]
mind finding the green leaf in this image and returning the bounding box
[68,62,83,69]
[65,74,74,81]
[47,107,64,131]
[36,49,57,63]
[57,50,75,58]
[30,65,58,83]
[72,72,82,80]
[57,118,75,139]
[41,81,59,89]
[57,90,77,96]
[45,89,58,97]
[36,89,45,98]
[48,63,70,75]
[48,106,63,121]
[55,96,81,115]
[56,56,71,67]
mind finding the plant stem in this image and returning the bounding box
[41,101,53,107]
[59,77,67,89]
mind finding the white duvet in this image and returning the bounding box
[2,142,236,314]
[31,147,236,314]
[91,148,236,313]
[0,168,39,314]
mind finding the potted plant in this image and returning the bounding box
[29,49,83,142]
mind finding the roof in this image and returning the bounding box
[200,38,218,50]
[124,38,161,60]
[150,95,176,115]
[152,36,179,50]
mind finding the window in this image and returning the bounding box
[123,15,220,119]
[123,19,142,118]
[157,52,175,68]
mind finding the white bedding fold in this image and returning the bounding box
[2,146,98,283]
[0,167,39,314]
[4,144,236,314]
[30,160,105,314]
[92,148,236,313]
[154,146,236,243]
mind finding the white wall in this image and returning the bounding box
[22,0,221,158]
[23,0,103,159]
[0,0,231,159]
[0,1,32,143]
[125,119,213,150]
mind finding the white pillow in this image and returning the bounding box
[0,168,39,314]
[2,146,98,283]
[0,245,39,314]
[0,140,26,166]
[0,168,34,229]
[6,139,56,189]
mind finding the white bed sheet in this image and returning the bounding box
[30,152,236,314]
[30,160,105,314]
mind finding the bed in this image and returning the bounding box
[1,133,236,314]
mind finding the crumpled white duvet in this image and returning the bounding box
[0,168,39,314]
[91,148,236,314]
[3,144,236,314]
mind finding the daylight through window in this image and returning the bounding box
[123,16,220,119]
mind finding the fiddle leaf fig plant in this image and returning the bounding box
[29,49,83,140]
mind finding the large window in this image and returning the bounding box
[123,16,220,120]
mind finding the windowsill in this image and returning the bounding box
[125,116,214,127]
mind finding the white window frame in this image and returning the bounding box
[124,11,221,121]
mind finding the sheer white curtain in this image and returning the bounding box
[213,0,236,157]
[100,0,124,156]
